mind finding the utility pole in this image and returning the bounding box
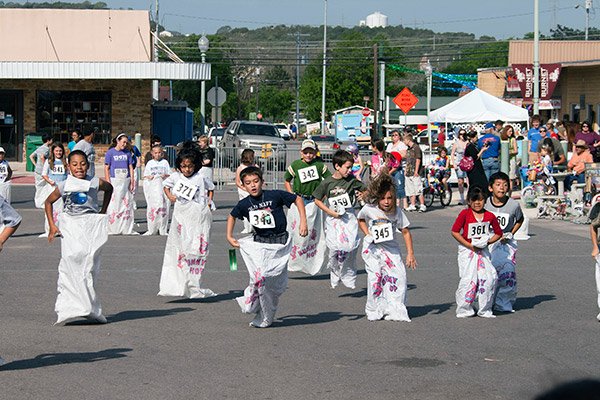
[289,32,310,135]
[586,0,592,40]
[321,0,328,134]
[152,0,160,101]
[533,0,540,115]
[379,49,385,138]
[372,43,378,140]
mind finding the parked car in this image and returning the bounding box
[208,127,225,148]
[311,135,341,162]
[219,120,287,169]
[275,123,292,141]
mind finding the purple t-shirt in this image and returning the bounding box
[575,131,600,153]
[104,148,133,178]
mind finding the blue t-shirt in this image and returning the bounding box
[104,148,133,178]
[478,133,500,159]
[230,189,297,236]
[528,127,542,152]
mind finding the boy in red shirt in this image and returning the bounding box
[451,187,502,318]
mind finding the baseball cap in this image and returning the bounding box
[0,147,5,153]
[301,139,316,150]
[484,122,494,129]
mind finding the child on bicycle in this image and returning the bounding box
[429,147,451,194]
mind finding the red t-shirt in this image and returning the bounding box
[451,208,502,243]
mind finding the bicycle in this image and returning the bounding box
[423,168,452,207]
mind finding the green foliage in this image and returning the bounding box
[254,86,294,122]
[442,41,508,75]
[550,24,600,40]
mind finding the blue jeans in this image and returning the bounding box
[564,173,585,191]
[393,170,406,198]
[482,157,500,180]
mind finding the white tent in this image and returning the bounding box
[429,88,529,123]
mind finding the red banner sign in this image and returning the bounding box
[511,63,561,101]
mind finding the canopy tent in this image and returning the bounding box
[429,88,529,123]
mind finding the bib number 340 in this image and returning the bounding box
[249,209,275,229]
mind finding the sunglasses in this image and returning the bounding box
[539,129,547,132]
[583,125,590,128]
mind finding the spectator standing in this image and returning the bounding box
[386,130,408,208]
[451,128,469,205]
[72,127,96,178]
[501,125,519,191]
[575,121,600,162]
[527,115,542,163]
[464,131,488,190]
[478,123,501,180]
[402,133,426,212]
[67,130,82,152]
[437,125,446,148]
[494,120,504,136]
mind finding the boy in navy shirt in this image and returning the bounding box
[227,166,307,327]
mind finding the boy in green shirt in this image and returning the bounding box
[284,139,331,202]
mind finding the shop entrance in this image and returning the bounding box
[0,90,23,160]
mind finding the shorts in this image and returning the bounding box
[405,175,423,197]
[509,157,518,180]
[455,168,467,179]
[254,231,289,245]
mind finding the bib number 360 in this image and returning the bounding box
[371,222,393,244]
[249,209,275,229]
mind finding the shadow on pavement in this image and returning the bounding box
[339,284,416,299]
[275,311,363,327]
[290,269,366,281]
[105,307,195,323]
[408,303,454,318]
[13,232,44,238]
[168,290,243,304]
[0,348,132,371]
[514,294,556,310]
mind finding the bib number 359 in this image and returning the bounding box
[329,193,351,210]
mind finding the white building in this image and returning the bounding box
[359,11,388,28]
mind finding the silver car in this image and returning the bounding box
[219,120,287,169]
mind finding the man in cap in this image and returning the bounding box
[565,139,593,191]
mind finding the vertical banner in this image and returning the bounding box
[511,64,561,101]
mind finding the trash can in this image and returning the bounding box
[26,134,43,172]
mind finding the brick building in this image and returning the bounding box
[0,9,209,160]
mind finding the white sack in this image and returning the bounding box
[55,213,108,325]
[34,177,55,209]
[287,202,328,275]
[143,177,169,235]
[42,195,64,238]
[106,177,136,235]
[158,200,215,299]
[596,255,600,320]
[455,245,498,318]
[324,213,360,289]
[0,181,11,204]
[361,239,410,321]
[490,239,518,312]
[236,235,291,327]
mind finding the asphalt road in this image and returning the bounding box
[1,184,599,399]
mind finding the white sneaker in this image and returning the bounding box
[406,205,417,212]
[419,204,426,212]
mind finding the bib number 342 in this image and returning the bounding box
[298,165,318,183]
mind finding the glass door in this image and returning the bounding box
[0,90,23,160]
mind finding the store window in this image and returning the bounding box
[36,91,112,144]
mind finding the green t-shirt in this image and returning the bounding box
[284,159,331,196]
[312,175,367,207]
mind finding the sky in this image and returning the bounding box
[93,0,593,39]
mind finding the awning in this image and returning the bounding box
[0,61,211,80]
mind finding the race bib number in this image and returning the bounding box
[467,222,490,239]
[52,165,65,175]
[249,209,275,229]
[0,165,7,175]
[371,222,393,244]
[493,212,510,230]
[172,179,198,201]
[298,165,318,183]
[114,168,128,179]
[329,192,352,209]
[151,166,167,176]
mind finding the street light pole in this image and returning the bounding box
[198,35,209,134]
[321,0,327,134]
[533,0,540,115]
[421,59,433,152]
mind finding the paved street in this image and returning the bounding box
[1,184,599,399]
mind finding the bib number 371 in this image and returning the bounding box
[371,222,393,244]
[249,209,275,229]
[173,180,197,201]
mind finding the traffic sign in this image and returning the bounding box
[393,88,419,114]
[362,107,371,117]
[207,86,227,107]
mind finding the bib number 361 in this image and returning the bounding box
[371,222,393,244]
[467,222,490,239]
[249,209,275,229]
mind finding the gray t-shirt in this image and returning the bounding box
[536,137,565,163]
[312,175,367,207]
[34,144,50,175]
[57,177,100,215]
[485,197,524,233]
[0,195,22,227]
[73,140,96,178]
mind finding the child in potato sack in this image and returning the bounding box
[236,149,257,234]
[40,142,68,237]
[45,150,113,324]
[227,166,307,328]
[358,174,417,321]
[0,147,13,203]
[159,143,216,299]
[450,186,502,318]
[313,150,367,290]
[143,145,171,236]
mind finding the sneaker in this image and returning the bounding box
[419,204,426,212]
[406,205,417,212]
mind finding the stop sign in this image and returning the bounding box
[362,107,371,117]
[257,113,263,120]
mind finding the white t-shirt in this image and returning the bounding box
[357,203,410,246]
[0,160,9,183]
[143,159,171,178]
[163,171,215,206]
[386,141,408,154]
